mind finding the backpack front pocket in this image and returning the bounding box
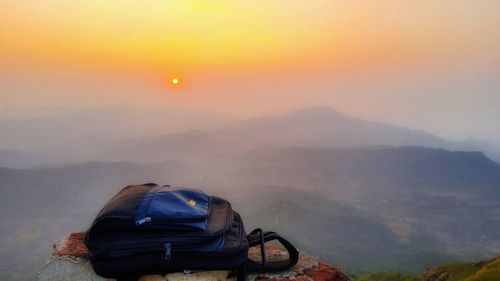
[135,187,210,231]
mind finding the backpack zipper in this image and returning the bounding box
[165,243,172,260]
[136,217,152,225]
[94,235,222,257]
[135,216,207,225]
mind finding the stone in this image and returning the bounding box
[303,263,352,281]
[417,267,450,281]
[165,270,230,281]
[37,256,112,281]
[53,232,89,259]
[37,232,352,281]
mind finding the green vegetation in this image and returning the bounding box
[354,257,500,281]
[466,258,500,281]
[437,261,483,281]
[354,271,415,281]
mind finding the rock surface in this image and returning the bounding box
[417,267,450,281]
[38,232,351,281]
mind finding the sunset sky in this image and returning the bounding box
[1,0,499,141]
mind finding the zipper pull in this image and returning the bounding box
[165,243,172,260]
[136,217,151,225]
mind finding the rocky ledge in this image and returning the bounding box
[37,232,351,281]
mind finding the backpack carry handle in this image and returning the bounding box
[245,228,300,273]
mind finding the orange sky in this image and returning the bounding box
[2,1,499,72]
[1,0,499,141]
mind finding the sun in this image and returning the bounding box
[171,78,180,85]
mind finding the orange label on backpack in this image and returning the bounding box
[188,199,197,207]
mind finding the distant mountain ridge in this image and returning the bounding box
[227,107,448,147]
[78,107,500,164]
[1,106,499,168]
[244,146,500,191]
[0,106,230,151]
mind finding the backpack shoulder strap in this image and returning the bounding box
[245,228,300,273]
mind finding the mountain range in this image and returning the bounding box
[1,107,499,168]
[0,107,499,280]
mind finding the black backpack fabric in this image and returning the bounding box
[84,184,299,281]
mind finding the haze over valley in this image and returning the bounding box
[1,106,499,280]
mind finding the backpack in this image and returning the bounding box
[84,183,299,281]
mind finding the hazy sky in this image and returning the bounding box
[1,0,499,142]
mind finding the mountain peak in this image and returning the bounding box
[288,107,352,118]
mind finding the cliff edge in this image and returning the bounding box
[37,232,352,281]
